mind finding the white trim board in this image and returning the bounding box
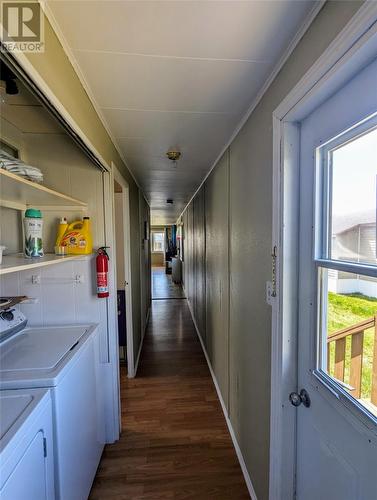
[177,0,325,221]
[101,166,121,443]
[4,46,111,174]
[270,4,377,500]
[113,164,136,379]
[185,296,257,500]
[134,306,150,377]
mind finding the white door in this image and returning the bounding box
[1,431,49,499]
[296,58,377,499]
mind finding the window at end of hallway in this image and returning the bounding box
[152,232,164,253]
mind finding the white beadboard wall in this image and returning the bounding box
[0,258,109,362]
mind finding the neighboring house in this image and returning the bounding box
[329,211,377,296]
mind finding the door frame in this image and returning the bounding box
[102,167,121,440]
[269,5,377,499]
[112,164,135,378]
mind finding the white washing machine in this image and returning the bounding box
[0,319,104,500]
[0,388,55,500]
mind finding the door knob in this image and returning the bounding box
[289,389,311,408]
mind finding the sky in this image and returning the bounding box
[332,127,377,217]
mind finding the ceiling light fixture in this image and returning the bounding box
[0,61,19,102]
[166,150,181,168]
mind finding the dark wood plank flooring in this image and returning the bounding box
[89,299,249,499]
[152,267,186,300]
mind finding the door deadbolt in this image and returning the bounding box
[289,389,311,408]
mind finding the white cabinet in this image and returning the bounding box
[2,431,47,499]
[0,389,55,500]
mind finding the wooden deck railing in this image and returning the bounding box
[327,314,377,405]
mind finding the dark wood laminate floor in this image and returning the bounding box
[152,267,186,299]
[89,299,249,499]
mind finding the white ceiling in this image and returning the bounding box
[46,0,317,224]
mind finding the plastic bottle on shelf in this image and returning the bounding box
[60,216,93,255]
[55,217,68,246]
[24,208,44,258]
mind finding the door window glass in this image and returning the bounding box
[317,116,377,419]
[329,127,377,264]
[319,268,377,417]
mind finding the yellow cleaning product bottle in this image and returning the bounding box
[60,217,93,255]
[55,217,68,246]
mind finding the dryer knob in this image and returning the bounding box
[1,310,14,321]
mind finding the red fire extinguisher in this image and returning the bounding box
[96,247,109,298]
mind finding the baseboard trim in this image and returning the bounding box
[134,306,150,377]
[186,299,258,500]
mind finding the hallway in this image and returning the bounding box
[89,298,249,499]
[152,266,186,300]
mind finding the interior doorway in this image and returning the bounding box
[151,225,185,300]
[113,170,135,378]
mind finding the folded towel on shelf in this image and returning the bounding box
[0,150,44,183]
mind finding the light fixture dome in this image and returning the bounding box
[166,150,181,163]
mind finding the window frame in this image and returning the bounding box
[316,113,377,265]
[313,113,377,428]
[151,231,165,253]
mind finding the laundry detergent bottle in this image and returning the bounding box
[23,208,44,258]
[60,217,93,255]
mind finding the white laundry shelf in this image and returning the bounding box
[0,169,87,211]
[0,253,93,275]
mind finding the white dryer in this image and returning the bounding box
[0,388,54,500]
[0,324,104,500]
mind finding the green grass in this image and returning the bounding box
[328,292,376,400]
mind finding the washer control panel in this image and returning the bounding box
[0,308,28,340]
